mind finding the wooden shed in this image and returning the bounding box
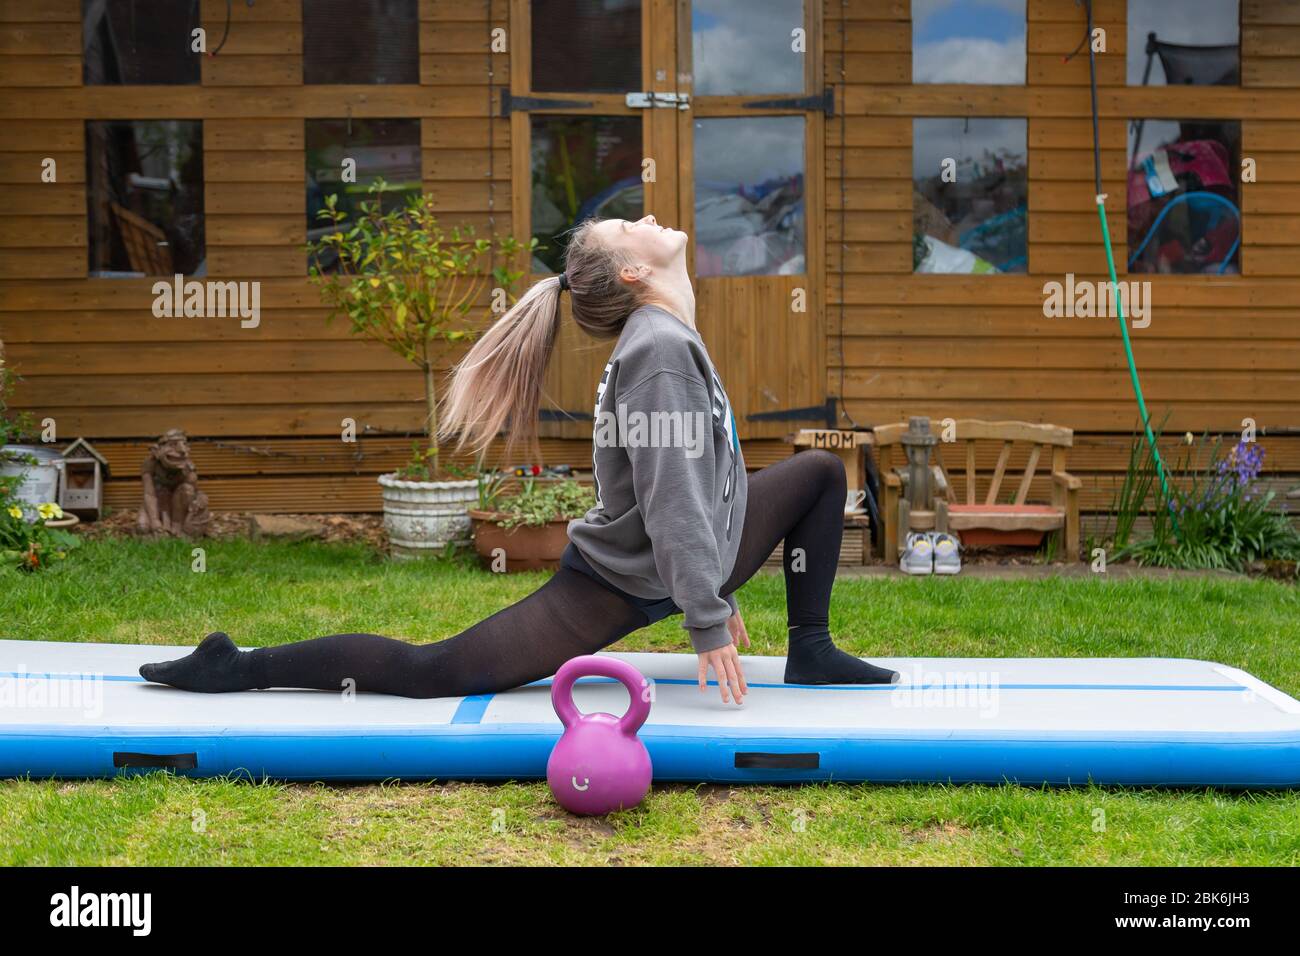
[0,0,1297,540]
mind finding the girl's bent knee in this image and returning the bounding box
[800,448,846,492]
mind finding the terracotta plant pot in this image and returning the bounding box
[469,508,571,572]
[377,474,478,560]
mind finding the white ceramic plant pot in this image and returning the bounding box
[0,445,64,514]
[377,473,478,560]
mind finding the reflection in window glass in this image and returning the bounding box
[1127,119,1240,274]
[531,116,643,273]
[306,119,422,271]
[85,121,205,277]
[692,0,804,96]
[694,117,804,277]
[531,0,641,93]
[915,0,1024,84]
[912,0,1025,84]
[82,0,199,85]
[913,118,1027,274]
[1127,1,1240,86]
[303,0,418,85]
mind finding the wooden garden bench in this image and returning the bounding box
[874,419,1082,561]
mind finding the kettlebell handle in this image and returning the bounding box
[551,655,651,735]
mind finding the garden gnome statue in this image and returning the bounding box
[137,428,211,538]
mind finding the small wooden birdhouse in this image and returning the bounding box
[59,437,110,519]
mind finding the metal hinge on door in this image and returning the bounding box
[626,91,691,110]
[743,87,835,117]
[499,92,595,117]
[745,398,839,429]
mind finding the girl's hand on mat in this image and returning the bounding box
[727,610,751,649]
[699,644,748,705]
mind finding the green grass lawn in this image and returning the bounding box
[3,537,1299,866]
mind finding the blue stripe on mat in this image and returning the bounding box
[451,694,494,724]
[0,671,143,683]
[523,675,1243,693]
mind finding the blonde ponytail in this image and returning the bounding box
[440,218,643,460]
[440,275,564,458]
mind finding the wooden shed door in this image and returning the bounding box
[511,0,685,441]
[512,0,826,443]
[674,0,828,439]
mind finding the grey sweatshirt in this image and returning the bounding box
[568,305,747,653]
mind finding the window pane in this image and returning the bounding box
[1127,119,1241,274]
[694,116,805,277]
[530,115,643,273]
[1127,1,1240,86]
[531,0,641,93]
[85,120,205,277]
[692,0,804,96]
[303,0,418,85]
[912,0,1026,84]
[82,0,200,85]
[306,119,422,272]
[913,118,1027,274]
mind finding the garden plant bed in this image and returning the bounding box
[72,510,390,550]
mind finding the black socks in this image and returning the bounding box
[784,626,899,686]
[139,631,263,693]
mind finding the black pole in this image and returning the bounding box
[1085,0,1103,196]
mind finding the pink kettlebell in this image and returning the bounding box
[547,655,653,816]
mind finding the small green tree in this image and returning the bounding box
[307,180,535,480]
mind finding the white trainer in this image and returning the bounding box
[930,532,961,575]
[899,531,934,575]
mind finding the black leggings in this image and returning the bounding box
[241,450,846,698]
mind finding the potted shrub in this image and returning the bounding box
[0,366,79,571]
[469,478,595,572]
[307,181,532,559]
[0,366,65,511]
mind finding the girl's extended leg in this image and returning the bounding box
[139,567,650,698]
[720,449,897,685]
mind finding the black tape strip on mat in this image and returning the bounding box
[734,752,820,770]
[113,752,198,770]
